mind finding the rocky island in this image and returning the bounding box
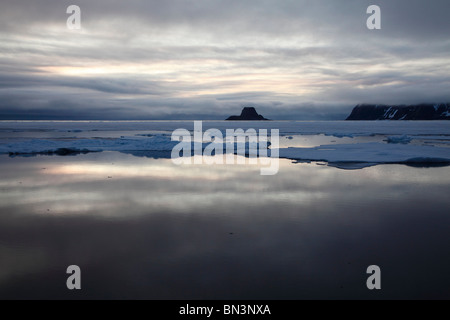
[226,107,270,121]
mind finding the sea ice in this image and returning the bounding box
[1,121,449,169]
[277,142,450,169]
[385,135,412,144]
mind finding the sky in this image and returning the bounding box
[0,0,449,120]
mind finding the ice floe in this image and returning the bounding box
[277,142,450,169]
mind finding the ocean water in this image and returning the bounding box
[0,121,449,299]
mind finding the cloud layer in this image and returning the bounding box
[0,0,449,120]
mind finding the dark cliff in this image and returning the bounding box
[346,103,450,120]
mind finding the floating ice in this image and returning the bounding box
[0,135,178,155]
[277,142,450,169]
[1,121,449,170]
[385,135,412,144]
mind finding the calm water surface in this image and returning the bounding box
[0,152,449,299]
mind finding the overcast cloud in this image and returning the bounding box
[0,0,449,120]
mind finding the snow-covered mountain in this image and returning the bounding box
[346,103,450,120]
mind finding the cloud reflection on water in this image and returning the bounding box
[0,153,449,299]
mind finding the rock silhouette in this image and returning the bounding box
[226,107,269,121]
